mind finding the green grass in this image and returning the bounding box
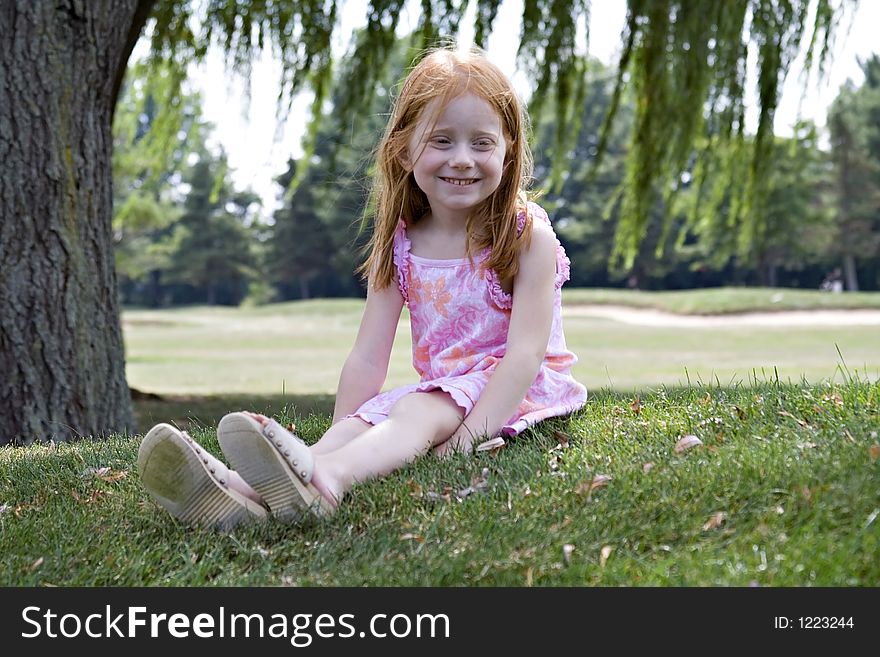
[2,381,878,586]
[123,291,880,400]
[563,286,880,314]
[4,289,879,585]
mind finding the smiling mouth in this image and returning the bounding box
[441,177,479,186]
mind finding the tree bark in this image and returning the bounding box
[0,0,153,445]
[842,254,859,292]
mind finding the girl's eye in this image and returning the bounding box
[474,139,495,149]
[429,136,451,146]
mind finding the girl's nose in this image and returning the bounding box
[448,144,474,168]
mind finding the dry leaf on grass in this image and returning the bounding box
[476,436,506,453]
[702,511,727,531]
[600,545,613,568]
[869,444,880,462]
[400,533,425,544]
[630,397,641,415]
[29,557,44,572]
[822,393,844,406]
[777,410,809,428]
[83,467,128,482]
[552,430,571,447]
[674,435,703,454]
[457,468,490,499]
[575,474,612,501]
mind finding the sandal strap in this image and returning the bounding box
[260,420,313,484]
[181,430,232,488]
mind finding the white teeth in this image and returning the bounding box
[443,178,476,186]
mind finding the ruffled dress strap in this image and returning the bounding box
[485,202,572,309]
[392,219,412,303]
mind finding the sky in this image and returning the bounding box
[186,0,879,218]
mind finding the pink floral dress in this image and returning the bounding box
[349,202,587,437]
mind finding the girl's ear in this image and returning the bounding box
[398,150,412,171]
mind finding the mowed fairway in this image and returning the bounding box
[123,297,880,396]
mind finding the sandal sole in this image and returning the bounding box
[218,414,334,521]
[138,424,267,530]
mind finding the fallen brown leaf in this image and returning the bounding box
[525,567,534,587]
[407,480,423,497]
[734,405,747,421]
[476,436,506,453]
[575,474,611,503]
[552,430,571,447]
[286,422,297,433]
[400,533,425,544]
[599,545,613,568]
[702,511,727,531]
[29,557,44,572]
[630,396,641,415]
[575,474,612,499]
[424,491,451,503]
[778,410,809,427]
[869,444,880,461]
[822,393,844,406]
[97,469,127,483]
[550,517,573,531]
[674,434,703,454]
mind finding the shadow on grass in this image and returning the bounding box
[131,388,656,437]
[132,392,337,435]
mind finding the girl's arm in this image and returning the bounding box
[332,279,404,423]
[436,220,559,454]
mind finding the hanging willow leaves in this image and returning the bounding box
[140,0,855,266]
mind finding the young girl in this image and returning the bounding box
[138,47,588,529]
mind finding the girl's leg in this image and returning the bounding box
[310,417,372,455]
[312,391,463,502]
[239,413,371,456]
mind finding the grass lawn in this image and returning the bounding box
[1,381,877,586]
[2,288,878,587]
[123,290,880,432]
[563,286,880,314]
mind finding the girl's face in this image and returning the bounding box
[404,92,507,221]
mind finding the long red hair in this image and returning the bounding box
[359,46,534,288]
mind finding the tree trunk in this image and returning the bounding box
[842,254,859,292]
[0,0,153,445]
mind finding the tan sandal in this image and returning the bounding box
[218,412,336,521]
[138,423,268,530]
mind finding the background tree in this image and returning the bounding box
[267,159,338,300]
[112,59,200,306]
[827,55,880,291]
[0,0,855,444]
[161,145,261,305]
